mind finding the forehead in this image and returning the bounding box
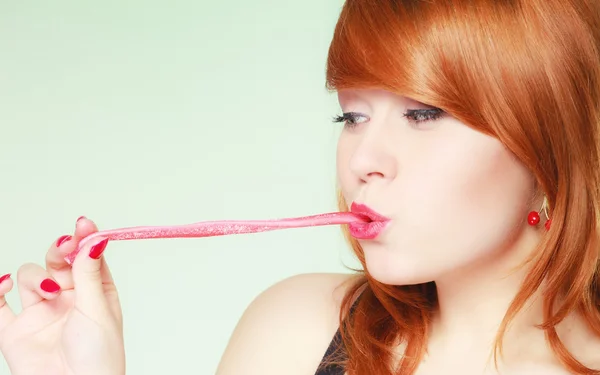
[337,88,432,109]
[338,88,393,101]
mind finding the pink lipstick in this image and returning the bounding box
[348,202,391,240]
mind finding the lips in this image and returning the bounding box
[348,202,391,240]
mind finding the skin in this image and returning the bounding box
[217,89,600,374]
[0,88,598,374]
[0,220,124,375]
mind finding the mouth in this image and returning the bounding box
[350,202,390,222]
[348,202,391,240]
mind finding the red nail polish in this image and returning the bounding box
[55,235,72,247]
[0,274,11,284]
[89,238,109,259]
[40,278,61,293]
[77,216,86,223]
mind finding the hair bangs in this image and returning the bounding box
[325,1,437,102]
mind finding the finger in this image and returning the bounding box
[98,254,116,286]
[45,217,106,290]
[71,236,110,314]
[16,263,62,309]
[43,234,75,288]
[99,255,123,324]
[0,273,16,333]
[73,218,115,285]
[45,216,98,273]
[75,219,115,285]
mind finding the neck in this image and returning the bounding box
[428,226,551,364]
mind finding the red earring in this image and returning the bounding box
[527,211,541,225]
[527,196,551,230]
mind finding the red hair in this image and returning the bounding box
[324,1,600,374]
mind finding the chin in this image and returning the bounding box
[362,244,436,286]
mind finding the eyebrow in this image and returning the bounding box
[337,90,374,111]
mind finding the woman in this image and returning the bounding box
[1,0,599,374]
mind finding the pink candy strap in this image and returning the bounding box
[64,212,366,265]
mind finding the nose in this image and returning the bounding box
[348,127,398,183]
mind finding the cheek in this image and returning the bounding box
[442,142,533,228]
[404,135,529,209]
[393,137,534,259]
[336,135,355,201]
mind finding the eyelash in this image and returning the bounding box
[332,109,445,129]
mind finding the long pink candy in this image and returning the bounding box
[64,211,367,265]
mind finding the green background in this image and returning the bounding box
[0,1,358,374]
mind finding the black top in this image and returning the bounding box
[314,295,362,375]
[314,328,346,375]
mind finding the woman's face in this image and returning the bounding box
[336,88,539,285]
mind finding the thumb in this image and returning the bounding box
[71,236,110,313]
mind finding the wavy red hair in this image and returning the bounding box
[324,0,600,374]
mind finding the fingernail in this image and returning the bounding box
[77,216,86,223]
[55,235,72,247]
[89,238,109,259]
[40,278,61,293]
[0,274,11,284]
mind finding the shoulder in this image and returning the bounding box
[216,272,362,375]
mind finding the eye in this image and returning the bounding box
[332,108,445,130]
[332,112,368,129]
[403,108,445,125]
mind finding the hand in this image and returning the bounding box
[0,217,125,375]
